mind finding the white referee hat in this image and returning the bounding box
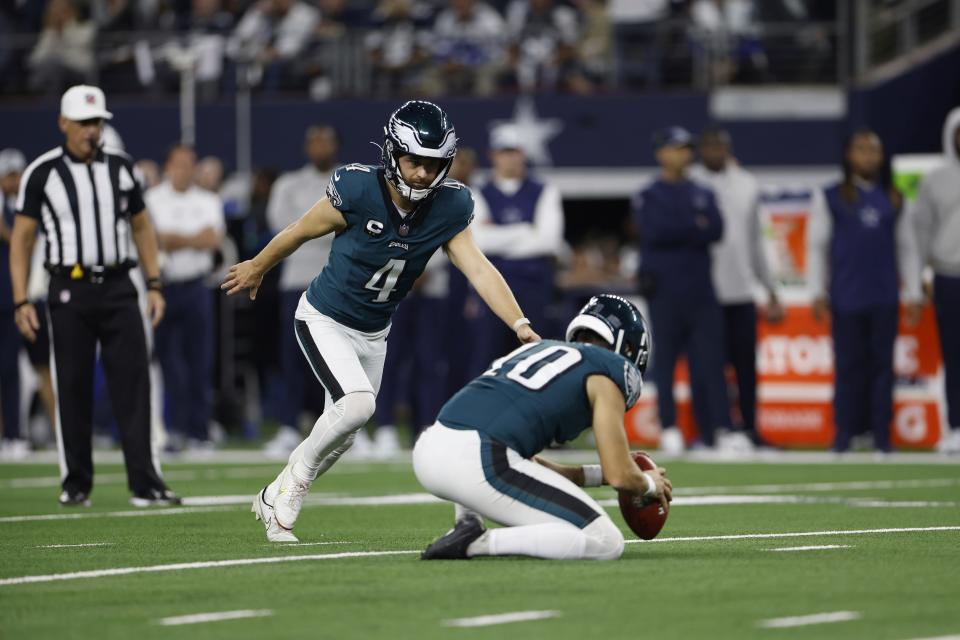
[60,85,113,122]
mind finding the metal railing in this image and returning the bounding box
[852,0,960,76]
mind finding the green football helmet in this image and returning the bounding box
[566,294,651,375]
[381,100,458,202]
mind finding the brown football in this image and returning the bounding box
[617,451,669,540]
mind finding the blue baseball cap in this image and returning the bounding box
[652,126,693,150]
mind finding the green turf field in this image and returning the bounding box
[1,455,959,639]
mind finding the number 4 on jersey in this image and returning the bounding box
[365,259,406,302]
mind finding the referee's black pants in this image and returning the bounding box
[48,272,165,496]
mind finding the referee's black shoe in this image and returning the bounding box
[58,490,91,507]
[130,487,183,507]
[421,515,485,560]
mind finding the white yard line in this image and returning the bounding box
[625,525,960,544]
[767,545,853,552]
[0,550,419,587]
[1,525,957,588]
[901,635,960,640]
[36,542,115,549]
[443,611,561,628]
[156,609,273,626]
[758,610,861,628]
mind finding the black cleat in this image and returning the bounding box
[58,490,91,507]
[130,487,183,507]
[421,516,485,560]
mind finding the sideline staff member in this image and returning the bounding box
[9,85,180,507]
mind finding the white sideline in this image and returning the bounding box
[157,609,273,626]
[625,525,960,544]
[767,545,853,552]
[0,550,418,587]
[1,525,957,588]
[758,611,861,628]
[443,611,561,628]
[36,543,114,549]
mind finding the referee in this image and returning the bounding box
[9,85,180,507]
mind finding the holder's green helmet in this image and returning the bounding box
[566,294,651,375]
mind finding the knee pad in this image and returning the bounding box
[338,391,376,436]
[583,516,625,561]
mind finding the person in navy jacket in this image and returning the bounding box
[633,127,730,452]
[807,129,923,453]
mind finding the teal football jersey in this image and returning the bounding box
[306,163,474,331]
[438,340,643,458]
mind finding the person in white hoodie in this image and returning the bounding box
[914,107,960,454]
[690,127,783,452]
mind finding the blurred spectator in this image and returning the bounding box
[427,0,505,96]
[755,0,833,83]
[914,107,960,454]
[195,155,225,192]
[226,0,319,91]
[443,147,478,397]
[503,0,579,92]
[467,124,564,378]
[300,0,370,99]
[27,0,96,94]
[633,126,728,453]
[608,0,668,89]
[262,126,337,458]
[135,159,162,190]
[146,145,225,453]
[0,149,29,459]
[3,147,58,453]
[689,0,767,84]
[690,125,782,450]
[566,0,612,93]
[157,0,235,99]
[365,0,431,96]
[807,129,922,453]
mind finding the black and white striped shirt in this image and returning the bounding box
[15,145,145,268]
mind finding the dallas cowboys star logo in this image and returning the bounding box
[488,97,563,166]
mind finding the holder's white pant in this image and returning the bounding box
[414,422,625,560]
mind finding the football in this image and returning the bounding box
[617,451,669,540]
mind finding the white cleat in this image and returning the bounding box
[252,486,299,543]
[271,464,312,534]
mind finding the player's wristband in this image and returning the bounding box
[13,300,29,310]
[146,277,163,292]
[582,464,603,488]
[642,472,658,497]
[511,317,531,332]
